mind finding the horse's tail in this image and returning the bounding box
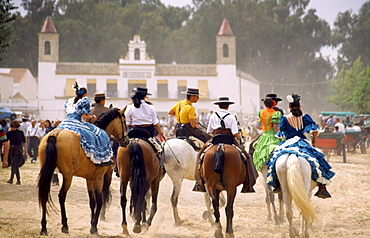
[287,154,316,226]
[213,144,225,174]
[38,135,58,214]
[129,141,147,220]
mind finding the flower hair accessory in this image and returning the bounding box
[287,93,300,102]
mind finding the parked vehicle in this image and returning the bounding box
[0,107,17,121]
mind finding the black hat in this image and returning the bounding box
[93,92,109,100]
[214,97,235,105]
[132,87,152,96]
[181,88,204,95]
[264,93,282,102]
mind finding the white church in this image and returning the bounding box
[37,17,260,121]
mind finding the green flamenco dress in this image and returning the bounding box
[252,108,282,171]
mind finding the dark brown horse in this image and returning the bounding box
[38,108,128,236]
[201,141,246,238]
[117,132,164,235]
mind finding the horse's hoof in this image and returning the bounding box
[61,226,69,234]
[40,230,48,236]
[142,222,149,231]
[225,233,235,238]
[90,227,98,234]
[214,228,224,238]
[202,211,211,220]
[133,224,141,233]
[122,224,129,235]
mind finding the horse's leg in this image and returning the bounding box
[211,190,223,238]
[145,178,160,229]
[87,176,105,235]
[59,176,72,234]
[120,179,129,235]
[278,192,285,224]
[225,188,237,238]
[169,174,185,226]
[202,192,215,224]
[261,166,279,224]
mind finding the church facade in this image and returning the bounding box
[37,17,260,121]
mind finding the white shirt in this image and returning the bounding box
[125,101,159,126]
[207,109,238,135]
[26,126,44,138]
[352,125,361,132]
[335,122,346,135]
[19,121,31,136]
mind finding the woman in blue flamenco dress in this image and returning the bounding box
[57,82,113,166]
[266,94,335,199]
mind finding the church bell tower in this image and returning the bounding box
[38,16,59,62]
[216,19,236,65]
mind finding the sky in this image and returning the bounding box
[11,0,367,60]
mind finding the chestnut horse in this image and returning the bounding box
[201,140,247,238]
[38,108,128,236]
[117,132,164,235]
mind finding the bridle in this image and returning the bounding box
[115,107,129,147]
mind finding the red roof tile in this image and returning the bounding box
[218,18,234,36]
[41,16,57,33]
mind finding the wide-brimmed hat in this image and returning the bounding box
[93,92,109,100]
[132,87,152,96]
[181,88,204,95]
[263,93,282,102]
[214,97,235,105]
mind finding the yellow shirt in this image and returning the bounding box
[171,99,196,124]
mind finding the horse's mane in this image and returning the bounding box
[94,108,121,130]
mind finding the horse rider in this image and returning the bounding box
[193,97,258,193]
[266,93,284,115]
[168,88,211,143]
[125,87,164,162]
[88,92,109,123]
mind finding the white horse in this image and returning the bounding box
[162,138,225,226]
[275,153,317,238]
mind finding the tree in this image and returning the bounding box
[332,1,370,69]
[330,57,370,113]
[0,0,17,61]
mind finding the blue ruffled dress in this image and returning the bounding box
[266,114,335,187]
[57,97,112,164]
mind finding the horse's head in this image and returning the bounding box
[95,107,129,147]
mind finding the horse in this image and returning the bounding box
[162,138,225,226]
[201,136,247,238]
[37,108,128,236]
[275,153,317,238]
[117,129,164,235]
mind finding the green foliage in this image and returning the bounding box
[332,1,370,69]
[330,57,370,114]
[0,0,17,61]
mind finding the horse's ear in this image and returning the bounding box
[120,106,127,116]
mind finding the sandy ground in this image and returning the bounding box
[0,150,369,238]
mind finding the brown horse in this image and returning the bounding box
[117,130,164,235]
[38,108,128,236]
[201,140,246,238]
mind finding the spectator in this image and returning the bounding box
[6,120,26,185]
[26,120,44,163]
[0,124,10,168]
[19,117,31,137]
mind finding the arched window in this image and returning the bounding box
[134,48,140,60]
[44,41,51,55]
[223,44,229,58]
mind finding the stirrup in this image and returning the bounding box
[192,182,206,193]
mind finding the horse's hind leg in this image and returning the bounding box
[87,178,104,235]
[210,190,223,238]
[120,180,129,235]
[225,188,237,237]
[170,177,185,226]
[59,177,72,234]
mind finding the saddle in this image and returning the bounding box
[127,128,162,154]
[175,125,202,151]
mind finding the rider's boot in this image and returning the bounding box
[192,143,209,193]
[315,184,332,199]
[273,180,282,193]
